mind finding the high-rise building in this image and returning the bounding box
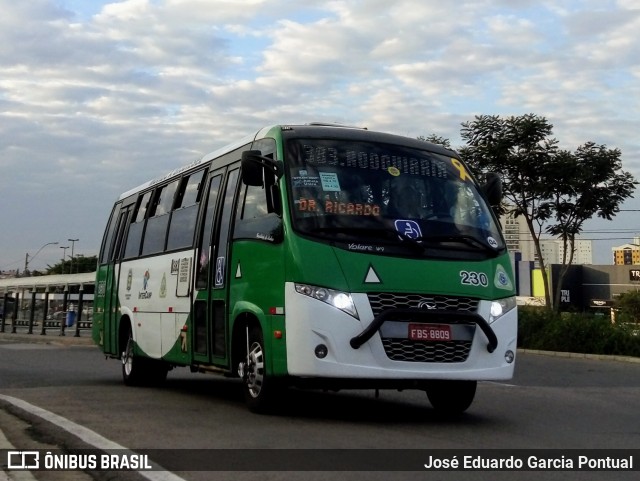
[500,213,536,261]
[539,239,593,265]
[499,211,593,265]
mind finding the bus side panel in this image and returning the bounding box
[119,255,193,362]
[229,239,287,375]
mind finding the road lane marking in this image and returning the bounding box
[0,394,186,481]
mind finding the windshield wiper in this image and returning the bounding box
[310,226,426,252]
[420,235,499,255]
[310,228,499,256]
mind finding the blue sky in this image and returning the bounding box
[1,0,639,270]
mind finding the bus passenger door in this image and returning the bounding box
[100,204,132,355]
[210,168,239,365]
[192,167,239,367]
[192,170,223,364]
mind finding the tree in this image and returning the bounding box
[546,143,636,310]
[46,255,98,275]
[418,134,451,149]
[614,290,640,323]
[459,114,559,308]
[459,114,636,310]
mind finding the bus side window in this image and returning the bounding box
[196,174,223,290]
[234,139,282,242]
[111,206,133,262]
[238,183,269,220]
[99,204,121,265]
[123,191,151,259]
[167,169,206,251]
[142,180,179,256]
[234,181,283,242]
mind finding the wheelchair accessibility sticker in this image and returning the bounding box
[394,220,422,239]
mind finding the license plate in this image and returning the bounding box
[408,323,452,342]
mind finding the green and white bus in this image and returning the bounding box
[93,123,517,413]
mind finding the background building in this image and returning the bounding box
[611,236,640,265]
[500,213,537,262]
[539,239,593,265]
[500,212,593,266]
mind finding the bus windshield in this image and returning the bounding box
[285,138,505,257]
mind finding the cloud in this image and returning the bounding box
[0,0,639,269]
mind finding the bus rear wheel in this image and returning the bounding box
[121,325,168,386]
[240,326,280,413]
[426,380,477,414]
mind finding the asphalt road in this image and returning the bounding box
[0,332,638,481]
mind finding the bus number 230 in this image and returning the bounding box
[460,270,488,287]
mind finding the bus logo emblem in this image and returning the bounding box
[418,301,436,310]
[143,270,150,290]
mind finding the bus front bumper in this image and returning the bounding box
[284,283,517,382]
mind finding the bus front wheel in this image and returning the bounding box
[240,326,280,413]
[426,380,477,414]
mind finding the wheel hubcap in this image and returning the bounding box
[245,341,264,398]
[122,337,133,376]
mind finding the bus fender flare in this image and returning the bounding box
[231,302,268,375]
[231,302,267,330]
[118,306,136,341]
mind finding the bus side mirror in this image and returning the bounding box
[482,172,503,207]
[241,150,283,187]
[241,151,265,186]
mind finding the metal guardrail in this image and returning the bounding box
[0,316,92,337]
[10,319,92,329]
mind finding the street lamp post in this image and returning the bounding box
[24,242,59,275]
[60,246,69,274]
[68,238,79,274]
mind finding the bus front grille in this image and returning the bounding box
[381,339,472,363]
[382,339,471,363]
[368,292,478,363]
[367,292,478,316]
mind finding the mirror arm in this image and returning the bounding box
[248,154,283,180]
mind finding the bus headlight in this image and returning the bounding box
[295,283,359,319]
[489,296,517,324]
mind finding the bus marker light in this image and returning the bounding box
[269,307,284,315]
[315,344,328,359]
[505,350,515,363]
[181,324,188,332]
[274,330,283,339]
[168,307,173,313]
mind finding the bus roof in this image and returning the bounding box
[117,123,456,201]
[118,127,268,201]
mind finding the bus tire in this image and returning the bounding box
[426,380,477,414]
[242,326,279,413]
[121,324,168,386]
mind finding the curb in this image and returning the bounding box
[517,348,640,364]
